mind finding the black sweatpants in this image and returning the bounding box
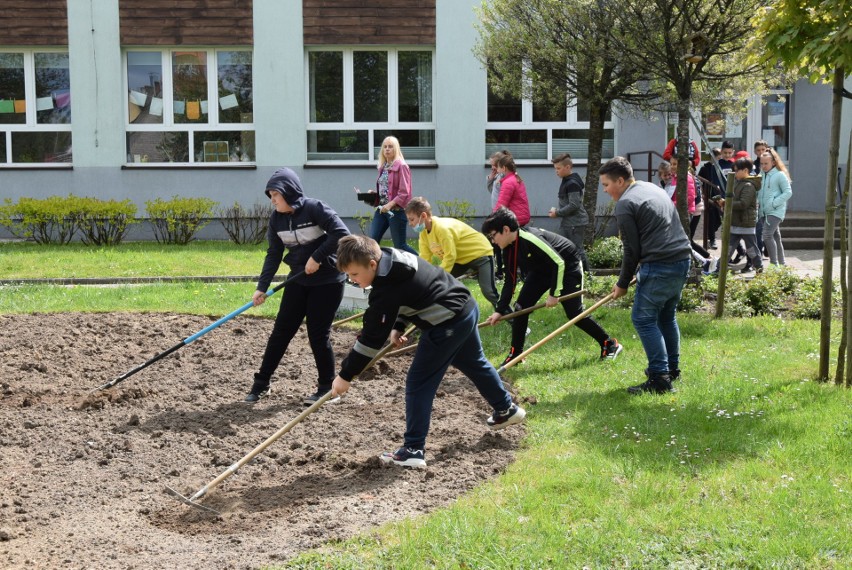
[256,280,344,390]
[510,262,608,352]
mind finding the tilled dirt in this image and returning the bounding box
[0,312,524,569]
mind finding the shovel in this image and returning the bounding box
[165,324,417,514]
[93,271,305,391]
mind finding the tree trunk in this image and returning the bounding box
[675,101,691,234]
[836,191,847,384]
[844,128,852,388]
[818,67,844,381]
[582,101,608,247]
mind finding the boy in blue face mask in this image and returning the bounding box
[405,197,499,308]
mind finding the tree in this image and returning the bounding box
[604,0,769,233]
[755,0,852,386]
[474,0,655,245]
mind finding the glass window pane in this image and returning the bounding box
[353,51,387,122]
[193,130,255,163]
[552,129,615,159]
[35,53,71,125]
[0,132,6,162]
[127,51,163,125]
[306,130,368,160]
[761,94,789,161]
[374,130,435,160]
[173,51,208,124]
[127,131,188,163]
[532,70,566,122]
[487,70,522,122]
[309,51,343,123]
[0,53,26,125]
[484,130,546,159]
[217,51,253,124]
[12,131,72,163]
[398,52,432,122]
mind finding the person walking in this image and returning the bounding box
[758,148,793,266]
[599,157,691,395]
[368,136,417,254]
[548,153,590,272]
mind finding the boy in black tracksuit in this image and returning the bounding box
[330,234,525,468]
[246,167,350,404]
[482,207,622,367]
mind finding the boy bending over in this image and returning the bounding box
[330,235,525,468]
[482,207,622,367]
[405,196,499,308]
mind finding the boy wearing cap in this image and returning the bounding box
[245,167,351,405]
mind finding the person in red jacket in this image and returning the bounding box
[662,137,700,169]
[493,152,531,227]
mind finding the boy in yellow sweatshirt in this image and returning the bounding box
[405,197,499,308]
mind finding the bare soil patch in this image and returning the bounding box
[0,312,524,569]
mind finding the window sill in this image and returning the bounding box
[0,164,73,170]
[304,160,438,169]
[121,163,257,170]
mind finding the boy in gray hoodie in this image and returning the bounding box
[549,153,590,272]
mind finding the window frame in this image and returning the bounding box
[305,46,437,166]
[485,71,616,165]
[123,47,255,167]
[0,48,73,168]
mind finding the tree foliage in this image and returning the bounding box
[754,0,852,82]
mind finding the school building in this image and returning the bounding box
[1,0,850,240]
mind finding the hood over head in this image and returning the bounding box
[264,167,305,210]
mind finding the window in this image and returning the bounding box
[125,49,253,165]
[307,48,435,162]
[485,71,614,162]
[0,50,72,166]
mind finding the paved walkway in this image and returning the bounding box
[782,249,843,279]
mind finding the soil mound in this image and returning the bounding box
[0,312,524,569]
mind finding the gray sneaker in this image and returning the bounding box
[245,384,270,403]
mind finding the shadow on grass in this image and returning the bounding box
[528,377,837,474]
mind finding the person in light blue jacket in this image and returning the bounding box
[757,149,792,266]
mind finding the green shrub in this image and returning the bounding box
[353,210,373,235]
[145,196,217,245]
[587,236,623,269]
[678,282,705,312]
[218,202,270,244]
[435,199,476,225]
[791,275,830,319]
[76,197,138,246]
[0,195,82,244]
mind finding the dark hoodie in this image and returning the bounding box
[258,168,350,291]
[556,172,589,229]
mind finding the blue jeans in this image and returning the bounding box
[369,208,417,254]
[404,303,513,450]
[631,259,690,375]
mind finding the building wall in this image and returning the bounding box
[0,0,67,45]
[0,0,843,243]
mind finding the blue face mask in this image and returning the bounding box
[412,222,426,234]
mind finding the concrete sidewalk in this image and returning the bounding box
[783,250,843,279]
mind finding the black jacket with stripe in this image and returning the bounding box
[338,248,473,381]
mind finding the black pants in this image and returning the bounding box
[256,280,345,390]
[510,263,608,352]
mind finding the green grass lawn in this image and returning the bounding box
[1,242,850,568]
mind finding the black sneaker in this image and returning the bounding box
[600,338,623,360]
[500,347,525,368]
[627,373,673,395]
[379,446,426,468]
[244,383,270,403]
[486,403,527,430]
[645,368,680,381]
[739,262,753,274]
[303,387,341,406]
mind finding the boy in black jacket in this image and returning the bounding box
[330,234,525,468]
[482,207,622,367]
[246,167,350,405]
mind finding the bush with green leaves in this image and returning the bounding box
[586,236,623,269]
[218,202,270,245]
[145,196,217,245]
[0,195,83,244]
[76,197,138,246]
[435,199,476,225]
[791,275,831,319]
[353,210,373,235]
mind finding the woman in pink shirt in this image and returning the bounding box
[493,153,530,227]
